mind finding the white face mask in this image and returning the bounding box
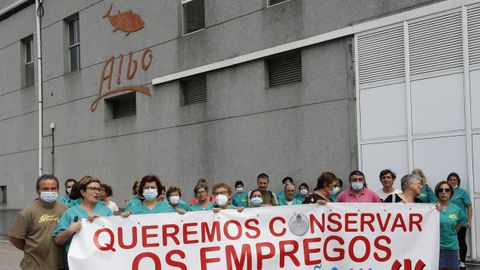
[330,186,340,195]
[143,189,158,202]
[40,191,58,203]
[169,195,180,205]
[351,182,364,191]
[236,187,244,192]
[66,187,72,195]
[215,194,229,207]
[251,197,263,206]
[299,189,308,196]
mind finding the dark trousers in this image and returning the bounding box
[457,226,468,262]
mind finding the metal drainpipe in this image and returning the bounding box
[35,0,44,176]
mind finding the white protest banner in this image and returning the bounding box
[68,203,439,270]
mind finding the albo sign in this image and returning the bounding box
[91,4,152,112]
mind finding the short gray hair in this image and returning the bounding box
[400,174,421,191]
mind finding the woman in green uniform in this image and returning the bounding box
[435,180,467,270]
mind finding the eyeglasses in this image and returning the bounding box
[439,188,451,193]
[214,191,228,196]
[86,187,101,192]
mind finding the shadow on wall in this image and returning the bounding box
[0,210,19,236]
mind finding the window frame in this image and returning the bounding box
[267,0,289,8]
[66,14,80,72]
[181,0,205,36]
[22,35,34,87]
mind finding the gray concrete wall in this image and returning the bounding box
[0,0,442,235]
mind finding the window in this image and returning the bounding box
[182,0,205,35]
[22,35,34,87]
[268,0,289,7]
[266,51,302,87]
[106,92,136,119]
[181,74,207,105]
[67,14,80,72]
[0,186,6,204]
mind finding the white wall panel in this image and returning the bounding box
[413,136,468,189]
[360,83,407,140]
[411,73,465,135]
[361,141,408,192]
[474,135,480,193]
[471,70,480,130]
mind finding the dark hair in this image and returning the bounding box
[435,180,454,199]
[447,172,461,186]
[249,189,263,199]
[299,182,309,190]
[132,178,141,196]
[349,170,365,180]
[64,178,76,188]
[139,175,163,198]
[166,186,182,198]
[349,170,366,187]
[282,176,293,185]
[100,183,113,197]
[75,175,100,199]
[69,182,81,200]
[379,169,396,180]
[257,173,269,181]
[234,180,244,188]
[284,183,296,192]
[36,174,59,192]
[316,171,338,190]
[337,178,344,188]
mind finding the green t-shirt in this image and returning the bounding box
[52,203,113,251]
[450,187,472,225]
[175,199,190,211]
[126,197,142,209]
[278,197,303,205]
[416,185,437,203]
[125,199,174,215]
[58,195,80,208]
[188,201,214,211]
[439,203,467,250]
[232,192,248,208]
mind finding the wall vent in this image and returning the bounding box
[409,11,463,75]
[181,74,207,105]
[357,25,405,85]
[267,51,302,87]
[106,92,136,119]
[468,5,480,66]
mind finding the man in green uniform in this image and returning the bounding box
[9,174,67,270]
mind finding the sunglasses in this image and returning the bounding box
[438,188,451,193]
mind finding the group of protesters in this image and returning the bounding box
[8,168,472,270]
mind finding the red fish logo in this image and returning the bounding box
[103,4,144,35]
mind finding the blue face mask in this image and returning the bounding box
[40,191,58,203]
[351,181,364,191]
[143,189,158,202]
[251,197,263,206]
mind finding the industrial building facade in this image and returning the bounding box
[1,0,479,259]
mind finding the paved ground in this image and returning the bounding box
[0,240,22,270]
[2,239,480,269]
